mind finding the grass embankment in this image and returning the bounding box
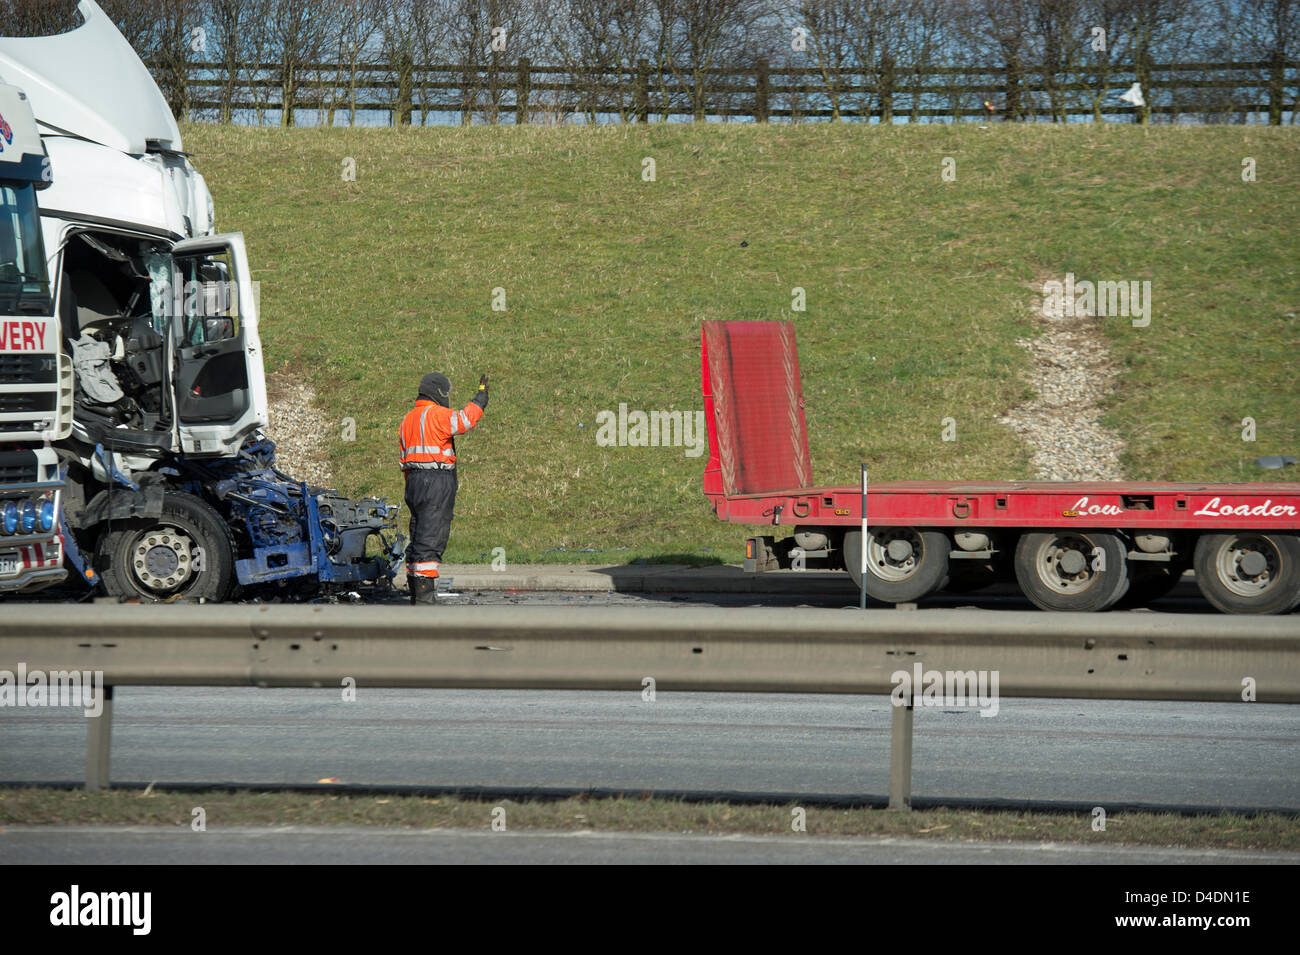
[182,123,1300,563]
[3,787,1296,851]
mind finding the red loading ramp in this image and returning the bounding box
[701,320,814,497]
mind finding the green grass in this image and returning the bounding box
[181,122,1300,563]
[3,787,1297,851]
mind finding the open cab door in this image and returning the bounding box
[168,232,267,455]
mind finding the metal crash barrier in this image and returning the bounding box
[2,604,1298,807]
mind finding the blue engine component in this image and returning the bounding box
[178,437,404,589]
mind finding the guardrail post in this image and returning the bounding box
[86,685,114,792]
[888,692,913,810]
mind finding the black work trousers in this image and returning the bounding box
[404,467,457,576]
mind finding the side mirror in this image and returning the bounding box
[204,317,234,341]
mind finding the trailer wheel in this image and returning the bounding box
[843,528,950,603]
[1193,532,1300,615]
[96,492,235,602]
[1014,531,1129,612]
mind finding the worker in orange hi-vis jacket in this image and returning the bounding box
[398,372,488,604]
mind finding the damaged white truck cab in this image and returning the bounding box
[1,0,267,466]
[0,1,399,602]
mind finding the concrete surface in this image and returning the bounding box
[2,825,1294,865]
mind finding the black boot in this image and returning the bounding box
[411,575,438,605]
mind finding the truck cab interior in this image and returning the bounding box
[56,227,250,454]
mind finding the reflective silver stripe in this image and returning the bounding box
[419,404,433,444]
[449,412,459,435]
[405,446,451,455]
[402,462,456,470]
[459,410,471,431]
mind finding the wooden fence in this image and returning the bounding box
[155,58,1299,126]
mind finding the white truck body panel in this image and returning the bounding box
[0,0,182,154]
[39,137,212,240]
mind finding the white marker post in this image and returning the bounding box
[859,464,868,610]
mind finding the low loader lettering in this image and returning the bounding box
[1194,497,1297,518]
[1068,496,1123,517]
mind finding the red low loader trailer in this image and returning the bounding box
[700,320,1300,614]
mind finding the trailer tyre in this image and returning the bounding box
[1193,532,1300,615]
[843,528,950,603]
[95,492,235,602]
[1014,531,1130,612]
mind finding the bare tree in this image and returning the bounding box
[268,0,332,125]
[770,1,857,121]
[652,0,762,121]
[1029,0,1087,121]
[1221,0,1299,123]
[314,0,382,126]
[957,0,1037,121]
[545,0,655,122]
[0,0,81,36]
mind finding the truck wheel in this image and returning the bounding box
[843,527,949,603]
[95,492,235,602]
[1193,532,1300,615]
[1014,531,1129,612]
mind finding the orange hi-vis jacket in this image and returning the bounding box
[398,399,484,470]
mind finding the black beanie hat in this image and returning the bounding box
[418,373,451,407]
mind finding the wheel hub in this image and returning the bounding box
[1218,536,1278,596]
[886,539,914,562]
[868,529,923,581]
[1038,535,1098,593]
[1057,549,1086,576]
[1238,550,1267,578]
[131,527,195,592]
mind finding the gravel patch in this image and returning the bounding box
[263,368,334,487]
[997,287,1126,481]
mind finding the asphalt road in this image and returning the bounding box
[2,825,1293,865]
[3,687,1297,809]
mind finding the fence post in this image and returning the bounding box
[880,55,895,125]
[636,59,650,122]
[395,54,413,127]
[1003,59,1021,122]
[755,57,770,123]
[462,65,473,126]
[1268,51,1284,125]
[517,56,531,125]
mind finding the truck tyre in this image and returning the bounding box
[1014,531,1130,612]
[95,492,235,602]
[843,527,949,603]
[1193,532,1300,615]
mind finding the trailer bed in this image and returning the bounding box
[700,320,1300,531]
